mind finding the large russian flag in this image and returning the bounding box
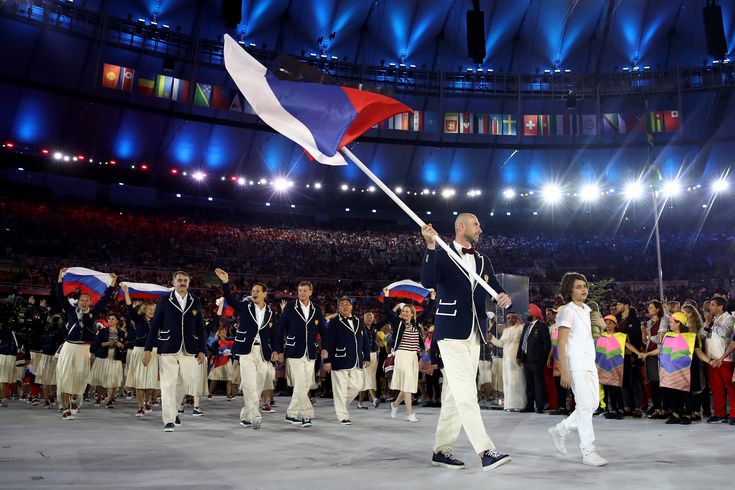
[378,279,431,304]
[62,267,113,305]
[223,34,411,165]
[117,282,172,302]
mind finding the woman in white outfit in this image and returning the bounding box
[489,312,527,411]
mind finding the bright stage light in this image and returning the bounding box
[53,152,62,160]
[368,186,376,192]
[314,182,322,189]
[441,188,456,198]
[661,180,682,198]
[273,178,290,192]
[502,188,516,200]
[340,184,348,191]
[237,177,246,186]
[541,184,562,204]
[192,171,206,182]
[395,186,403,194]
[712,179,729,193]
[580,184,600,202]
[623,181,645,201]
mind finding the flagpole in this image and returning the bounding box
[340,147,500,301]
[651,188,665,302]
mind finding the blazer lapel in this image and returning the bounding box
[446,247,471,282]
[169,293,183,313]
[260,308,272,330]
[248,302,258,326]
[182,294,194,316]
[472,255,485,292]
[339,316,354,332]
[307,303,315,324]
[294,301,307,322]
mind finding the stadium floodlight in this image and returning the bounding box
[192,171,206,182]
[580,183,600,202]
[502,188,516,200]
[53,152,62,160]
[395,186,403,194]
[441,188,456,198]
[273,178,290,192]
[340,184,348,191]
[661,180,682,198]
[541,183,563,204]
[623,180,645,201]
[237,177,246,186]
[422,188,430,195]
[314,182,322,189]
[712,179,729,193]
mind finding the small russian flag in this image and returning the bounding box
[62,267,113,305]
[214,297,236,317]
[214,339,234,368]
[223,34,411,165]
[378,279,431,304]
[117,282,173,302]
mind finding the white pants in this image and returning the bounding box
[556,370,599,454]
[159,351,198,424]
[332,367,364,421]
[435,332,495,454]
[239,345,268,422]
[286,356,315,419]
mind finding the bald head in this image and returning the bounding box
[454,213,482,245]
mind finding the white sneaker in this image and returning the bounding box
[406,413,419,422]
[548,426,567,455]
[390,403,398,419]
[582,452,608,467]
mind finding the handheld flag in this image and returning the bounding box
[378,280,430,304]
[62,267,112,305]
[223,34,411,165]
[117,282,172,302]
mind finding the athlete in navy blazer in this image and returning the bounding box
[419,214,514,471]
[277,298,327,361]
[324,311,371,371]
[220,281,277,361]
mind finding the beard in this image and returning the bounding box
[526,314,535,322]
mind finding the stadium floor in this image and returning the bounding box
[1,395,729,489]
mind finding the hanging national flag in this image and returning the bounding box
[538,115,550,135]
[394,112,409,130]
[602,113,626,134]
[377,280,431,304]
[647,111,664,133]
[663,110,680,132]
[223,34,410,165]
[120,67,135,92]
[582,114,597,135]
[210,86,229,109]
[460,112,473,133]
[116,282,172,302]
[444,113,459,133]
[101,63,121,89]
[490,114,503,135]
[62,267,113,305]
[622,113,646,133]
[171,78,190,103]
[502,114,517,135]
[523,115,538,136]
[410,111,424,131]
[194,83,212,107]
[475,113,489,134]
[229,93,243,112]
[155,74,174,98]
[137,78,155,96]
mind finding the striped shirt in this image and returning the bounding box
[397,325,421,352]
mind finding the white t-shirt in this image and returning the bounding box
[556,302,596,372]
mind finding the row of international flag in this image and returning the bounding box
[101,63,681,136]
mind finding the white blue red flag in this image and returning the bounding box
[223,34,411,165]
[117,282,173,302]
[378,279,431,304]
[62,267,113,305]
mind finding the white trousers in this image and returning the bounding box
[286,356,315,419]
[332,367,364,421]
[556,370,599,454]
[435,332,495,454]
[239,345,268,422]
[159,351,197,424]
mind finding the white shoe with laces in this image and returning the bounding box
[582,451,608,467]
[390,403,398,419]
[406,413,419,422]
[548,426,567,455]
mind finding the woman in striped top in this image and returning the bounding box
[383,288,435,422]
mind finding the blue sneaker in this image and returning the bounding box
[481,450,511,471]
[431,450,465,470]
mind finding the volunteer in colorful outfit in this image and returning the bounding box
[596,315,643,419]
[55,268,117,420]
[641,312,709,425]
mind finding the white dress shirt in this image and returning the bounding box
[175,291,188,311]
[453,240,476,285]
[299,300,311,320]
[254,303,266,344]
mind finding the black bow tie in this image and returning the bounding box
[344,317,354,321]
[461,247,475,255]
